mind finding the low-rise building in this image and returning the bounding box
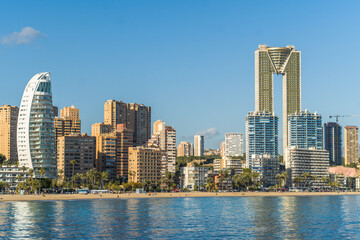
[181,162,210,190]
[0,166,28,188]
[214,157,244,175]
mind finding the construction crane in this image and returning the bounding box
[329,115,360,123]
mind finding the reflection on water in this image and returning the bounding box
[0,196,360,239]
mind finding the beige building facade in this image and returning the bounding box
[104,100,151,147]
[91,122,112,136]
[0,105,19,161]
[95,124,134,180]
[60,105,79,120]
[177,141,194,157]
[57,134,96,180]
[344,126,359,165]
[128,146,162,184]
[152,120,177,173]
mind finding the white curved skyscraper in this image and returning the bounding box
[17,72,56,178]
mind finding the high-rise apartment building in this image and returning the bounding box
[224,133,244,157]
[128,146,162,184]
[60,105,79,120]
[57,134,96,180]
[344,126,359,165]
[94,124,133,180]
[91,122,112,136]
[17,72,56,178]
[246,111,278,168]
[194,135,204,156]
[104,100,151,146]
[152,120,177,172]
[255,45,301,163]
[53,106,58,118]
[0,105,19,162]
[287,110,323,151]
[55,118,81,138]
[177,141,193,157]
[55,105,81,142]
[324,122,342,165]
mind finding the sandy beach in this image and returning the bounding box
[0,191,359,202]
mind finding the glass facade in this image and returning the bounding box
[288,111,323,150]
[324,122,342,165]
[17,72,56,178]
[246,112,279,168]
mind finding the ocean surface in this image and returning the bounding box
[0,195,359,239]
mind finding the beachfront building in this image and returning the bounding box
[57,134,96,180]
[95,124,134,180]
[246,111,279,168]
[0,165,28,189]
[180,162,211,190]
[287,110,323,150]
[128,146,162,184]
[17,72,57,178]
[287,147,329,188]
[251,154,279,187]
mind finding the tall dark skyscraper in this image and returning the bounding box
[324,122,342,165]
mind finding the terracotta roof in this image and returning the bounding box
[328,166,360,177]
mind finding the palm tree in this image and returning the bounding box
[312,175,318,190]
[276,174,282,190]
[206,177,214,192]
[21,166,27,182]
[28,168,34,193]
[101,171,109,189]
[303,172,310,189]
[40,167,45,178]
[293,176,302,189]
[70,160,77,189]
[281,172,288,188]
[321,176,329,191]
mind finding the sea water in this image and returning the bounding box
[0,196,359,239]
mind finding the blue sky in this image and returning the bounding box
[1,0,360,151]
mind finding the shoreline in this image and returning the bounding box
[0,191,360,202]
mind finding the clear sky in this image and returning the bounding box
[1,0,360,151]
